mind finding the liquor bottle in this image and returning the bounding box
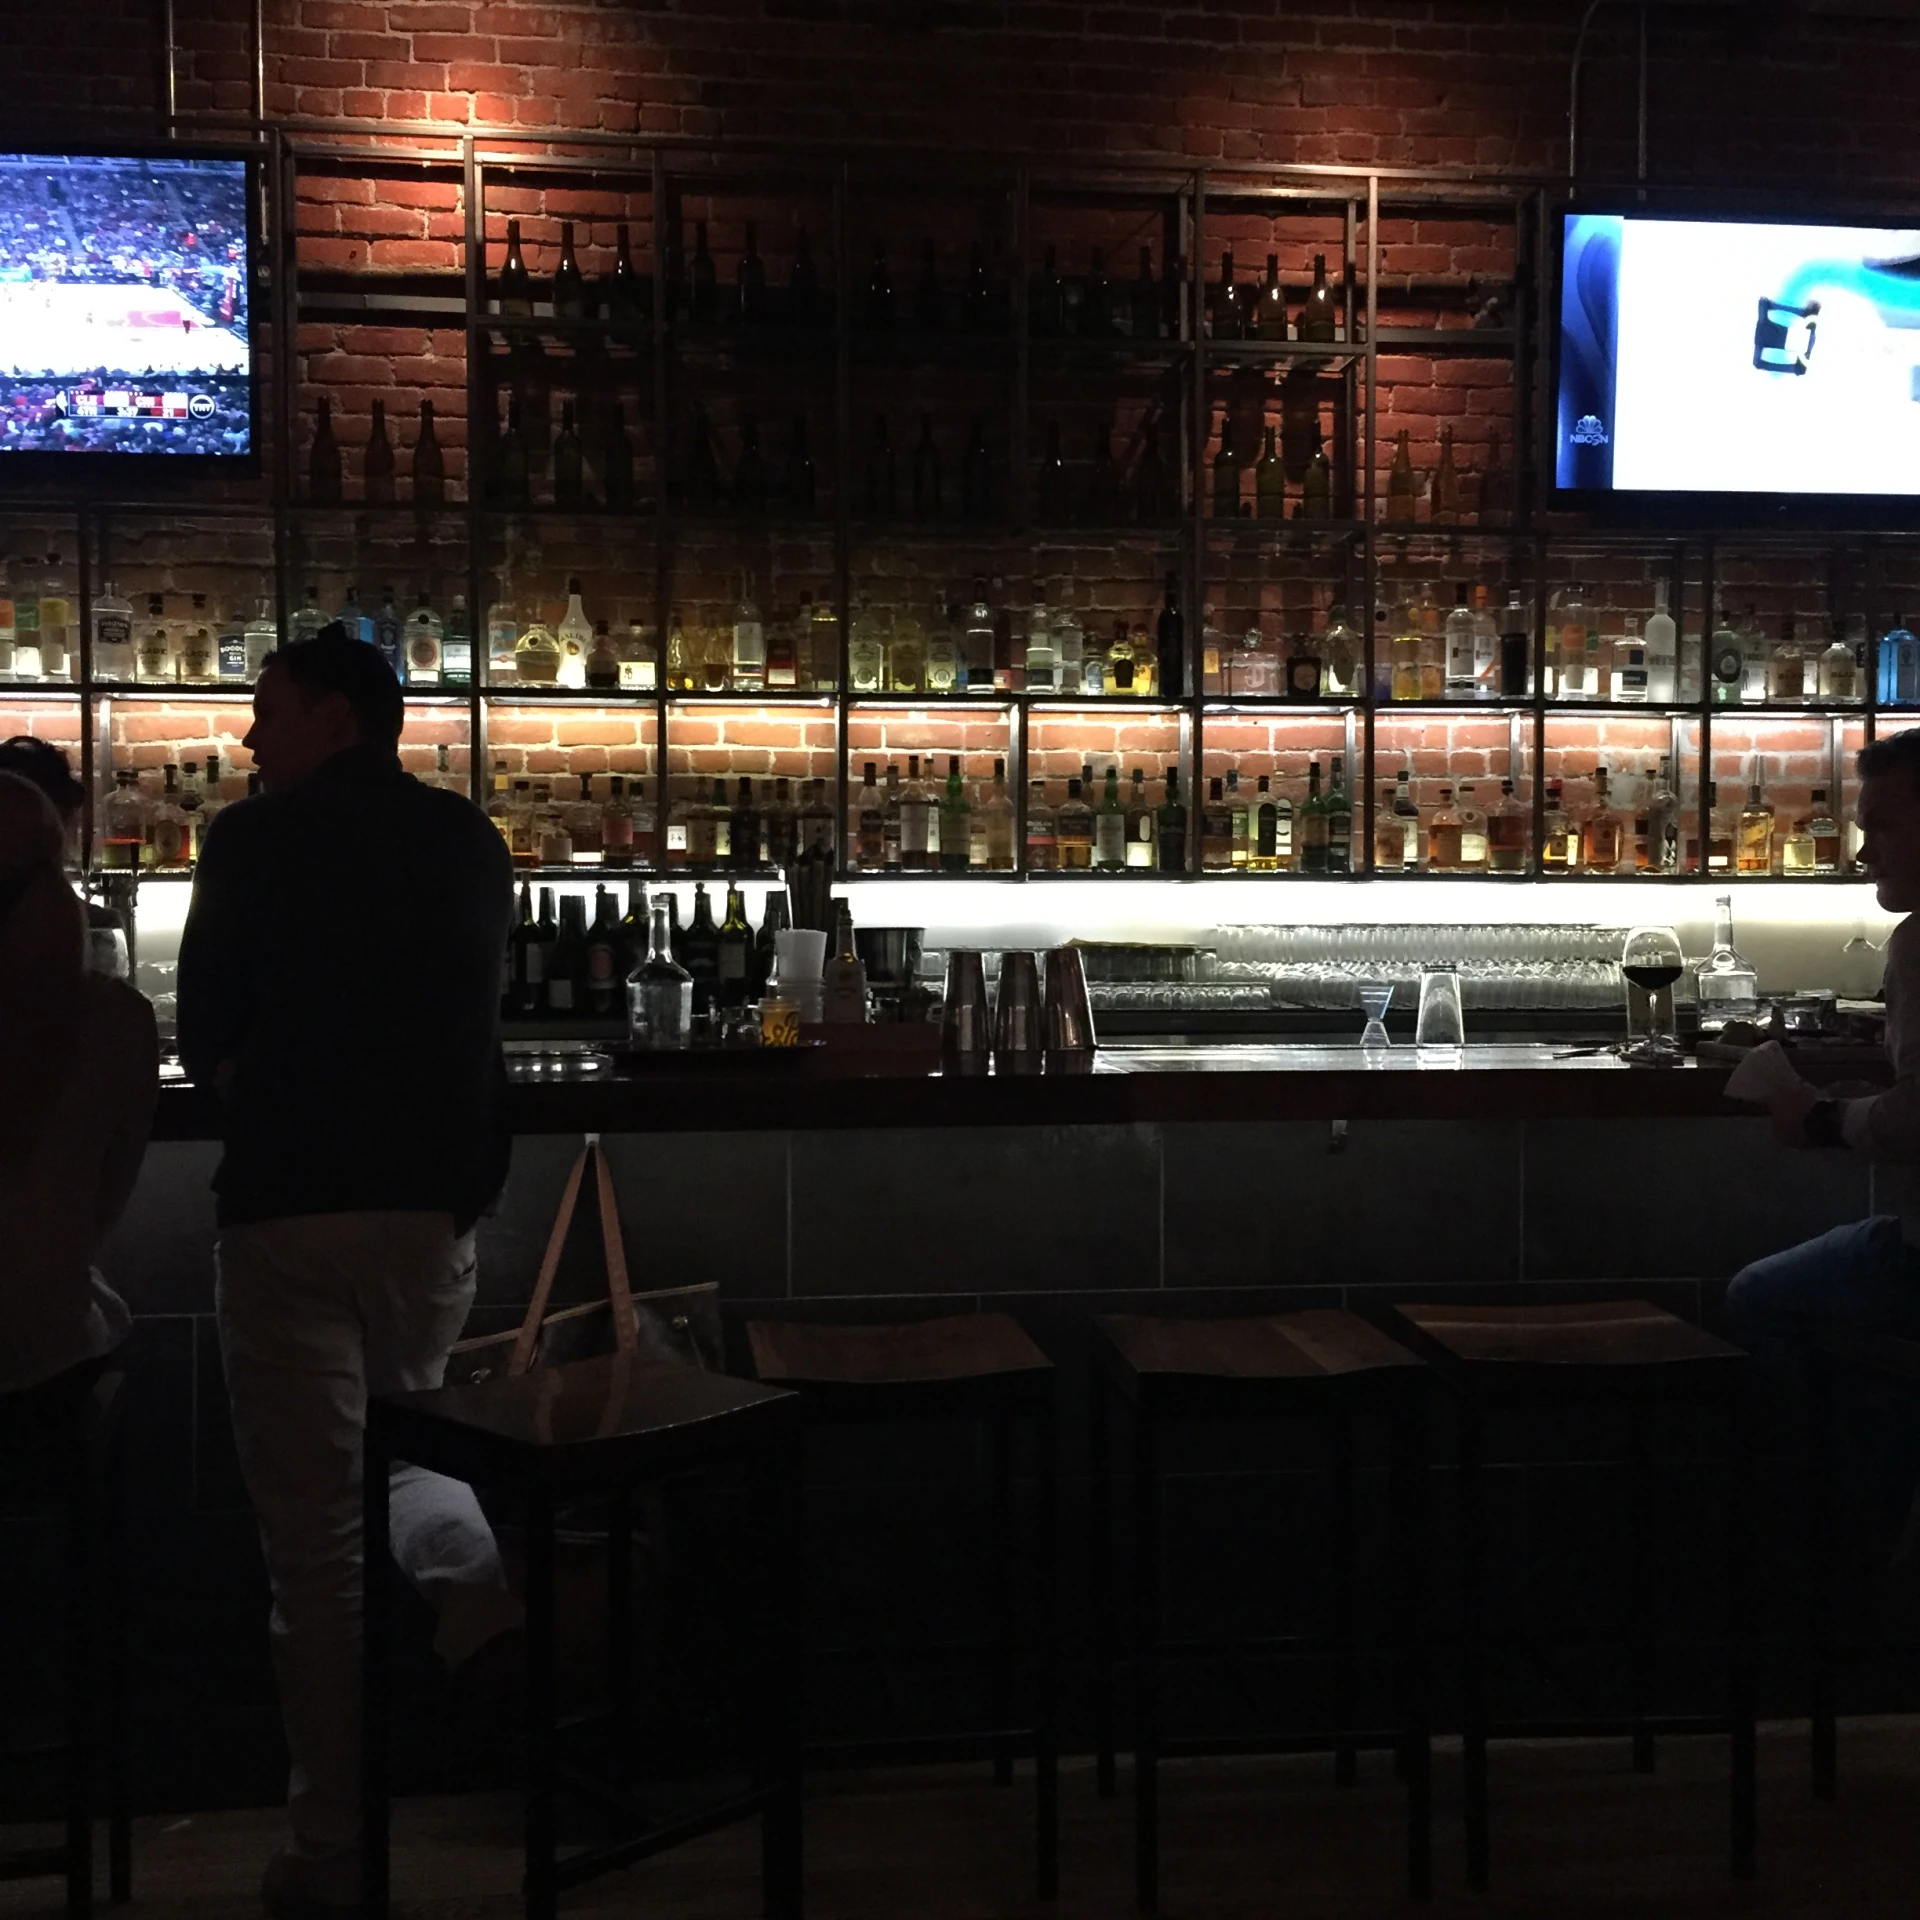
[1709,606,1744,706]
[309,396,342,504]
[628,896,693,1047]
[1644,579,1677,703]
[1036,419,1068,523]
[865,415,897,518]
[1540,778,1575,872]
[405,592,443,685]
[680,883,722,1015]
[763,609,799,691]
[1781,805,1816,876]
[505,780,537,869]
[959,240,993,333]
[1488,778,1527,872]
[935,755,970,872]
[990,760,1021,875]
[1212,250,1241,341]
[822,900,869,1024]
[1444,583,1477,696]
[609,615,652,692]
[1385,429,1417,524]
[96,771,145,869]
[1456,784,1489,870]
[1155,573,1184,699]
[848,600,885,693]
[1255,425,1286,520]
[90,580,133,683]
[1767,616,1805,704]
[788,227,819,330]
[1225,768,1250,867]
[730,575,766,691]
[688,220,717,324]
[1200,776,1233,870]
[683,404,722,511]
[361,397,396,504]
[1024,779,1057,871]
[736,221,766,328]
[784,415,817,515]
[961,414,993,522]
[726,776,759,873]
[1032,243,1065,338]
[1244,775,1280,872]
[1083,765,1121,870]
[1087,418,1121,523]
[1431,425,1460,523]
[1253,253,1288,341]
[1391,768,1420,867]
[1738,771,1775,875]
[866,238,894,329]
[1109,767,1153,871]
[1300,415,1333,519]
[514,607,561,684]
[582,886,621,1016]
[581,619,618,692]
[216,608,246,689]
[762,777,797,871]
[1553,585,1589,700]
[1694,895,1759,1030]
[1134,418,1172,524]
[495,391,530,507]
[1156,767,1188,873]
[1284,628,1321,701]
[1056,777,1094,871]
[1298,762,1329,872]
[1808,788,1841,872]
[1040,599,1078,697]
[178,592,215,683]
[911,414,941,518]
[1582,765,1625,872]
[899,754,936,871]
[1390,596,1422,704]
[33,557,69,684]
[1079,616,1109,696]
[1479,425,1513,525]
[1818,623,1860,702]
[146,764,188,869]
[1616,615,1649,704]
[1298,252,1339,343]
[535,782,574,867]
[752,889,790,998]
[335,581,370,648]
[1739,603,1768,704]
[548,399,584,510]
[1103,617,1134,696]
[1131,245,1160,342]
[1644,757,1680,873]
[1427,785,1462,870]
[808,594,841,692]
[278,584,322,649]
[1024,579,1057,694]
[1705,782,1736,875]
[497,217,533,316]
[715,886,753,1007]
[1880,613,1918,706]
[1373,781,1407,871]
[1211,415,1241,518]
[553,579,590,689]
[601,776,635,869]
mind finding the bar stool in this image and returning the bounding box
[745,1312,1058,1901]
[1389,1299,1755,1889]
[1089,1310,1432,1912]
[362,1351,802,1920]
[1800,1320,1920,1801]
[0,1362,133,1918]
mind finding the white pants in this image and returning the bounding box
[217,1210,524,1883]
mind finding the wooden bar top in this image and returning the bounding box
[148,1040,1812,1139]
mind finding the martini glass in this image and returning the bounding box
[1359,981,1394,1049]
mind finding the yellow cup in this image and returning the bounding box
[760,997,800,1047]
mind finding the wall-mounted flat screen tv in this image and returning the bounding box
[0,150,254,463]
[1556,209,1920,507]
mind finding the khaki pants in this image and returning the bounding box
[217,1210,523,1894]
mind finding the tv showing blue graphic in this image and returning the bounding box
[1556,211,1920,497]
[0,152,252,459]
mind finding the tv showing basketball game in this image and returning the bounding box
[0,150,252,460]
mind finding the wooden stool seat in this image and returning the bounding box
[362,1354,802,1920]
[1396,1300,1743,1393]
[748,1312,1050,1391]
[1098,1309,1423,1391]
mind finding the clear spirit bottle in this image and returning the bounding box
[91,580,134,682]
[1645,579,1678,703]
[628,897,694,1047]
[406,593,443,686]
[1024,580,1057,694]
[1818,625,1860,702]
[514,611,561,685]
[1695,894,1759,1031]
[1444,583,1477,696]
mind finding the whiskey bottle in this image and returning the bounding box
[1767,616,1805,704]
[497,218,533,317]
[1488,778,1527,872]
[1540,778,1575,872]
[809,595,841,693]
[1254,254,1288,341]
[584,619,619,691]
[1706,781,1736,875]
[1255,425,1286,521]
[1025,779,1057,871]
[1373,782,1407,872]
[853,763,885,871]
[1211,415,1241,518]
[848,601,885,693]
[1093,766,1127,870]
[1200,776,1233,870]
[1385,429,1417,524]
[1808,788,1841,872]
[1737,772,1775,875]
[1124,768,1157,871]
[566,773,603,866]
[1325,763,1352,872]
[1780,806,1816,875]
[1392,766,1420,867]
[1297,253,1339,344]
[362,398,395,504]
[1427,785,1462,871]
[940,756,973,872]
[1457,784,1489,870]
[1581,765,1625,872]
[1157,767,1189,873]
[309,396,342,504]
[1056,777,1094,871]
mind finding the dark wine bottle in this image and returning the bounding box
[865,414,896,518]
[545,893,584,1015]
[309,397,342,505]
[680,883,720,1016]
[607,221,643,323]
[733,417,766,514]
[1036,420,1067,524]
[688,220,716,325]
[737,220,766,327]
[585,886,620,1016]
[410,399,444,506]
[961,414,991,523]
[962,241,992,332]
[784,414,816,515]
[753,889,790,998]
[552,399,584,509]
[717,885,753,1008]
[552,219,587,321]
[913,237,943,331]
[866,239,893,329]
[495,391,530,508]
[497,218,532,318]
[1088,416,1121,523]
[789,226,820,329]
[729,776,760,873]
[362,398,395,503]
[1156,571,1185,699]
[601,399,634,512]
[684,404,721,511]
[910,413,941,518]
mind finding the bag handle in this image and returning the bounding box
[508,1133,637,1377]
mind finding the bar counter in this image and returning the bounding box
[149,1042,1785,1141]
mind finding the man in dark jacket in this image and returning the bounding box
[179,629,520,1918]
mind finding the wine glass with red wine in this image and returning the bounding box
[1621,925,1684,1061]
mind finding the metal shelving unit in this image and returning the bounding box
[2,131,1907,886]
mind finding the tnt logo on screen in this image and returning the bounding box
[59,388,216,421]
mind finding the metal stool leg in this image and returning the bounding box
[65,1433,98,1920]
[1630,1400,1656,1774]
[360,1440,392,1920]
[1133,1398,1160,1913]
[990,1400,1014,1789]
[756,1443,804,1920]
[1805,1347,1838,1801]
[1332,1400,1358,1788]
[1728,1382,1757,1882]
[524,1482,559,1920]
[1459,1397,1489,1893]
[1035,1396,1058,1902]
[105,1416,130,1905]
[606,1482,634,1795]
[1390,1383,1431,1902]
[1092,1372,1117,1801]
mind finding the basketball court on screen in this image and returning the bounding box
[0,280,246,376]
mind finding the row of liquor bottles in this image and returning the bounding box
[488,217,1351,347]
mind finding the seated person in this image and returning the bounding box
[0,735,128,971]
[0,772,158,1395]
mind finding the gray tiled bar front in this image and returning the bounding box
[789,1124,1162,1296]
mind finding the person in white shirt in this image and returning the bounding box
[0,771,157,1396]
[1726,728,1920,1338]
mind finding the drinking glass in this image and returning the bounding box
[1359,981,1394,1049]
[1415,965,1465,1048]
[1621,925,1684,1061]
